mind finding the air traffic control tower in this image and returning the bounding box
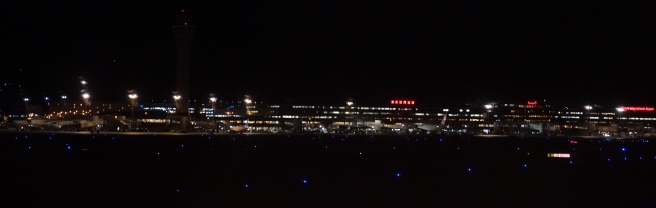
[171,9,195,131]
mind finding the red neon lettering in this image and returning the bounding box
[621,106,655,111]
[527,101,537,105]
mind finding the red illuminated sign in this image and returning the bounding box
[391,100,415,105]
[527,101,537,105]
[621,106,655,111]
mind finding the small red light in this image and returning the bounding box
[411,101,415,105]
[182,9,185,13]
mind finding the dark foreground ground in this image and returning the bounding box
[1,132,655,207]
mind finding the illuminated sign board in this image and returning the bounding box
[620,106,654,111]
[391,100,415,105]
[527,101,537,105]
[547,153,570,158]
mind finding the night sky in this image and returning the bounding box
[3,1,654,106]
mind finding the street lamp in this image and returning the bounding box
[23,98,29,118]
[172,92,182,114]
[244,95,252,129]
[346,99,355,130]
[82,92,90,112]
[485,104,494,134]
[209,94,217,127]
[128,90,138,130]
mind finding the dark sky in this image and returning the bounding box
[3,0,654,106]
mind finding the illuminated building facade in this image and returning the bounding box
[488,101,656,136]
[10,97,656,136]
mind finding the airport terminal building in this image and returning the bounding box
[8,98,656,137]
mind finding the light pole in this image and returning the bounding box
[347,99,355,131]
[128,90,138,131]
[244,95,252,131]
[209,94,217,129]
[485,104,493,134]
[82,92,90,115]
[81,91,90,132]
[23,98,29,119]
[173,93,182,131]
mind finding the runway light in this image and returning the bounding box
[245,184,249,188]
[467,168,472,172]
[396,173,401,177]
[302,180,308,184]
[523,164,527,168]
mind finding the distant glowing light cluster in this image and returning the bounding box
[547,153,571,158]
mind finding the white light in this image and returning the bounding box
[584,105,592,110]
[484,104,493,109]
[82,93,90,99]
[547,153,571,158]
[616,107,625,112]
[346,101,353,106]
[210,97,217,102]
[81,80,87,85]
[61,95,67,99]
[173,95,181,100]
[129,94,138,99]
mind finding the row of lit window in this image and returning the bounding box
[293,106,315,109]
[528,115,550,118]
[517,105,536,108]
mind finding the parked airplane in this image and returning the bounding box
[417,114,447,133]
[229,125,248,133]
